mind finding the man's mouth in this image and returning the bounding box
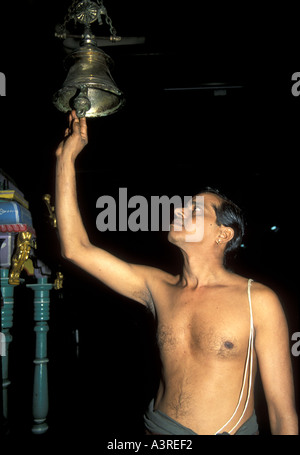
[171,219,184,229]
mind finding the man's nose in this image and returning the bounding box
[174,207,186,219]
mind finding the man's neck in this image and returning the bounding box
[180,248,229,289]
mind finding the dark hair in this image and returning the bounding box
[203,187,245,259]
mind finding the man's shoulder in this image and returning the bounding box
[251,280,280,304]
[250,280,285,326]
[229,274,282,315]
[230,274,279,302]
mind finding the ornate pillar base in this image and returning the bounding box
[27,277,52,435]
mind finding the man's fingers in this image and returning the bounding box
[71,116,81,135]
[68,110,78,129]
[68,112,73,128]
[66,110,87,142]
[71,109,78,119]
[72,114,87,140]
[79,117,87,135]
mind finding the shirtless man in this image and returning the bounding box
[55,111,298,435]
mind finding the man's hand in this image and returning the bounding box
[56,110,88,161]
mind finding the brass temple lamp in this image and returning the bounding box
[53,0,125,117]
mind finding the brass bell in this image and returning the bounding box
[53,35,125,117]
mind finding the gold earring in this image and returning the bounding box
[216,238,220,245]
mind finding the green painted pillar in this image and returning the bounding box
[0,268,14,420]
[27,277,53,435]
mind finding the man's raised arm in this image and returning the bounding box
[55,111,154,306]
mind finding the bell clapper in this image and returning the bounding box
[73,85,92,117]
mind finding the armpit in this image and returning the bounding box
[132,288,156,315]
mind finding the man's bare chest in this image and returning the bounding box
[154,285,251,360]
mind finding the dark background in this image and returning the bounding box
[0,0,299,444]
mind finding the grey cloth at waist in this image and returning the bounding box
[144,399,259,435]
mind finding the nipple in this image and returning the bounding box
[224,341,234,349]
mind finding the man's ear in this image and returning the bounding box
[219,226,234,244]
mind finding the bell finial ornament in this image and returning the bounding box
[53,0,125,118]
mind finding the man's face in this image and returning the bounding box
[168,193,222,245]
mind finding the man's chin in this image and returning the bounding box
[167,228,188,244]
[168,228,204,244]
[167,229,180,245]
